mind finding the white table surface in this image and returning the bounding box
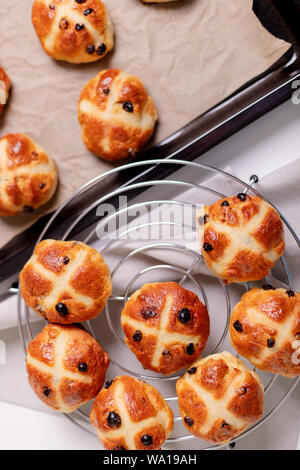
[1,97,300,450]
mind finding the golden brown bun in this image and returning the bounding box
[32,0,114,64]
[26,324,109,413]
[0,134,57,216]
[121,282,210,375]
[176,351,264,444]
[0,66,11,117]
[230,287,300,378]
[19,239,112,324]
[90,375,173,449]
[78,68,158,161]
[198,195,285,284]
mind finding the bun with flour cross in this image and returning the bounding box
[78,69,158,161]
[32,0,114,64]
[198,195,285,284]
[26,323,109,412]
[230,287,300,378]
[121,282,210,375]
[176,351,264,444]
[20,239,111,324]
[90,375,173,450]
[0,134,57,216]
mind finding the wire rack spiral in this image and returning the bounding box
[17,159,300,450]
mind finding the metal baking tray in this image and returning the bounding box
[1,0,300,296]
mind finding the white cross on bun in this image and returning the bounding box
[0,134,57,216]
[176,351,264,444]
[198,195,285,284]
[121,282,210,375]
[78,69,158,161]
[90,375,174,450]
[26,324,109,413]
[19,239,112,324]
[32,0,114,64]
[230,287,300,378]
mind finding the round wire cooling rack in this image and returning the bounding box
[17,159,300,450]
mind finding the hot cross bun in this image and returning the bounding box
[90,375,173,450]
[32,0,114,64]
[19,239,112,324]
[0,134,57,216]
[198,195,285,284]
[176,351,264,444]
[26,324,109,412]
[0,66,11,117]
[230,287,300,378]
[78,69,158,161]
[121,282,210,375]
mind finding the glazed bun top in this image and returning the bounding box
[230,287,300,378]
[19,239,112,324]
[0,134,57,216]
[121,282,210,375]
[78,68,158,161]
[26,323,109,413]
[176,351,264,444]
[199,195,285,283]
[90,375,174,450]
[32,0,114,64]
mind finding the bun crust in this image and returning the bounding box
[176,351,264,444]
[90,375,173,450]
[0,66,11,116]
[78,69,158,161]
[121,282,210,375]
[198,195,285,283]
[26,324,109,413]
[20,239,112,324]
[32,0,114,64]
[0,134,57,216]
[230,288,300,378]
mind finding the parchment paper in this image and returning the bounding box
[0,0,289,247]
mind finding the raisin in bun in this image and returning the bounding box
[78,69,158,161]
[90,375,173,450]
[26,324,109,412]
[121,282,210,375]
[20,239,111,324]
[176,351,264,444]
[0,134,57,216]
[0,66,11,116]
[198,195,285,284]
[32,0,114,64]
[230,287,300,378]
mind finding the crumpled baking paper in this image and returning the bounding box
[0,0,289,247]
